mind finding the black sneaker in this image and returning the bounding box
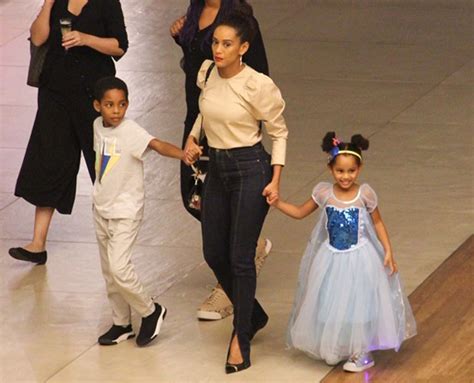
[98,324,135,346]
[136,303,167,347]
[8,247,47,265]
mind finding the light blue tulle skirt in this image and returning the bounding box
[287,215,417,362]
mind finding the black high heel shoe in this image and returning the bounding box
[225,332,251,374]
[249,311,268,341]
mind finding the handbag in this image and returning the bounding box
[27,38,49,87]
[186,62,215,211]
[187,163,206,210]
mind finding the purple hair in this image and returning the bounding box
[179,0,253,48]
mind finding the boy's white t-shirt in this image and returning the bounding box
[93,117,154,220]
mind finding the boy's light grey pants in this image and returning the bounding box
[93,209,155,325]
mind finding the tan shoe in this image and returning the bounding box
[197,286,233,320]
[255,238,272,276]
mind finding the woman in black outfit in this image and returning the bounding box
[9,0,128,264]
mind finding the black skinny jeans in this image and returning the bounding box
[201,143,272,360]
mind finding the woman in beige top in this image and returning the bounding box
[185,13,288,374]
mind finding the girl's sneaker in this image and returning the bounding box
[343,352,375,372]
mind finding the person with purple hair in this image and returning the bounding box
[170,0,271,322]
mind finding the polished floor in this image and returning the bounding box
[322,236,474,383]
[1,1,473,382]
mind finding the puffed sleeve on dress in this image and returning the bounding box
[247,74,288,165]
[360,184,378,213]
[311,182,332,207]
[102,0,129,58]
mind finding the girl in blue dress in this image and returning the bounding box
[270,132,416,372]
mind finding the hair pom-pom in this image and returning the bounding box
[321,131,337,153]
[350,134,369,151]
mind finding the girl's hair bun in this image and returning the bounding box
[321,131,337,153]
[350,134,369,151]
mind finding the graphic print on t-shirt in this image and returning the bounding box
[96,137,121,182]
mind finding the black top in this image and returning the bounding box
[41,0,128,94]
[175,16,269,130]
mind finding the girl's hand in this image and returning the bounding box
[170,16,186,37]
[263,181,279,205]
[62,31,89,49]
[384,253,398,275]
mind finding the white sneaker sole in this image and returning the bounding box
[99,331,135,346]
[196,310,224,320]
[151,306,167,340]
[343,360,375,372]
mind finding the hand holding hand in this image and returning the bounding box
[170,16,186,37]
[384,253,398,275]
[62,31,88,49]
[262,181,279,205]
[184,137,203,163]
[182,150,193,166]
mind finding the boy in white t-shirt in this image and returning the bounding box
[92,77,193,347]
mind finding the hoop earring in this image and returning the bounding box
[239,55,243,66]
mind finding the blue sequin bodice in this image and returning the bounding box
[325,206,360,250]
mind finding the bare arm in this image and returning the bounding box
[30,0,55,46]
[148,138,187,163]
[273,198,318,220]
[370,207,398,275]
[62,33,124,56]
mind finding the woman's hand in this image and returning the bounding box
[170,16,186,37]
[383,252,398,275]
[44,0,55,6]
[262,181,279,205]
[62,31,89,49]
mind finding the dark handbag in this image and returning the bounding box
[27,38,49,87]
[186,62,215,211]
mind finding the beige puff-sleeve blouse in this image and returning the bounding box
[189,60,288,166]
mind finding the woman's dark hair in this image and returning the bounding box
[321,131,369,166]
[94,76,129,101]
[216,11,256,43]
[179,0,253,48]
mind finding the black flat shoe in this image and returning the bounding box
[8,247,47,265]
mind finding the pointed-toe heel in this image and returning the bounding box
[225,331,251,374]
[225,359,251,374]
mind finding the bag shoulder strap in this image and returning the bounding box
[204,62,215,85]
[198,62,215,147]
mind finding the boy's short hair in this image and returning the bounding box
[94,76,129,101]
